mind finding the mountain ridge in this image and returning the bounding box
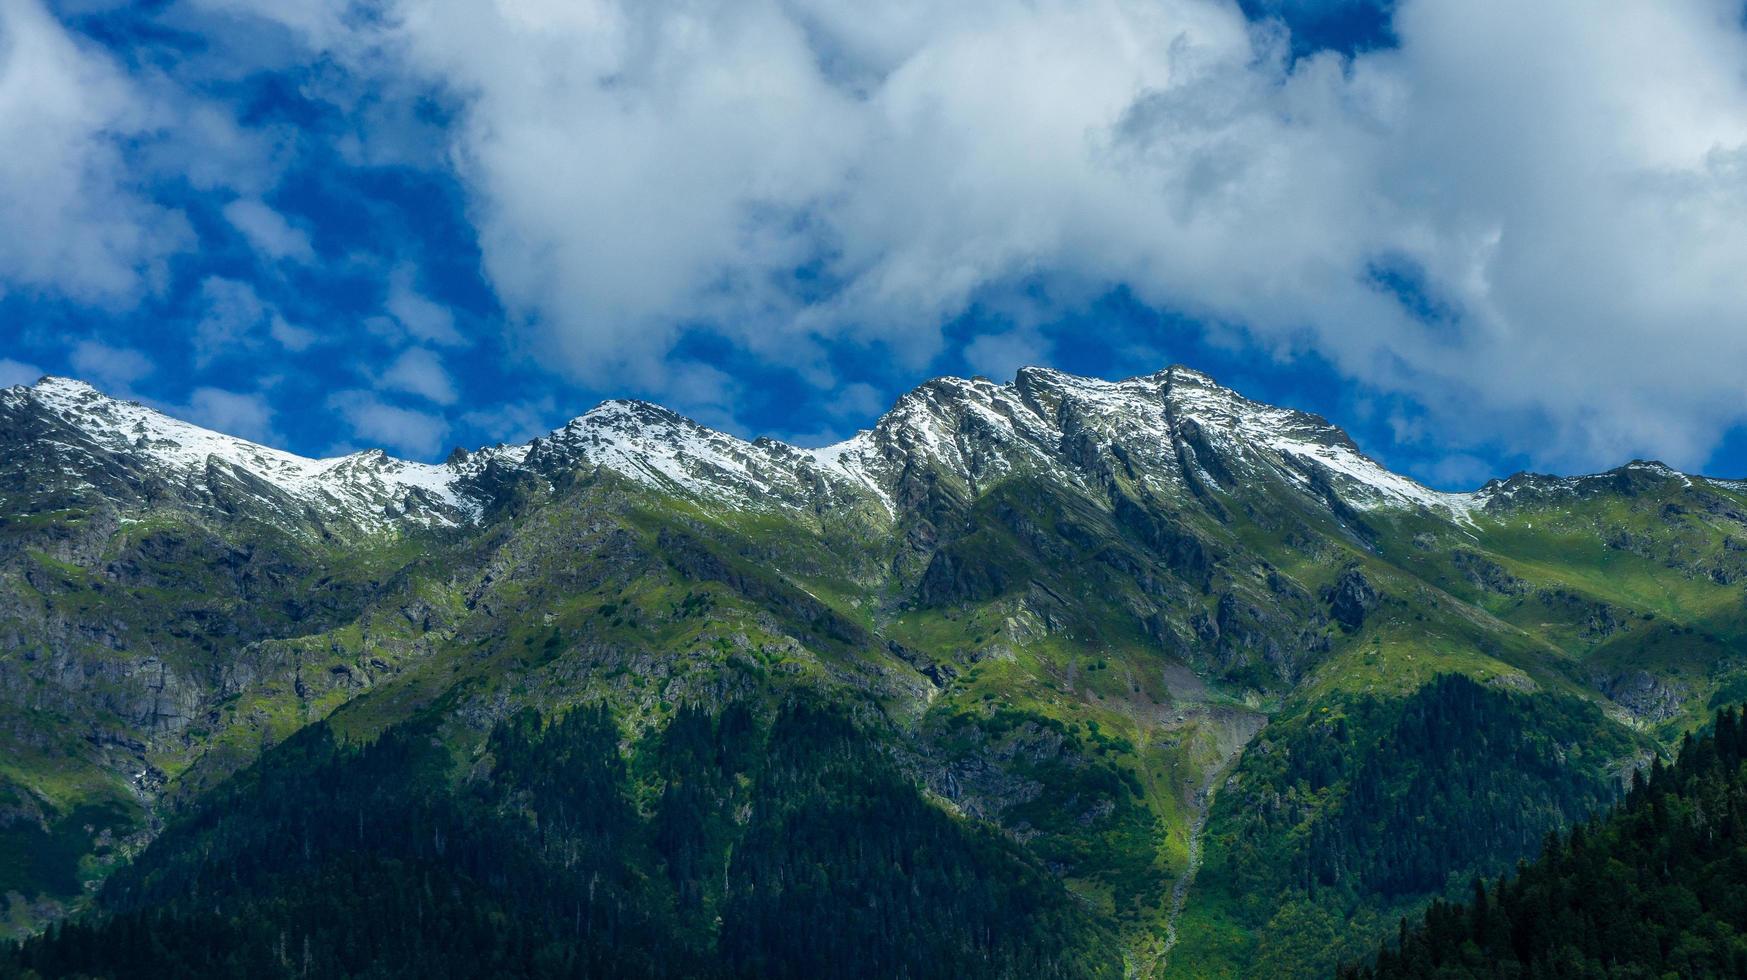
[13,365,1714,533]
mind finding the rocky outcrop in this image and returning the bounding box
[1324,566,1379,631]
[1452,549,1530,595]
[916,543,1015,606]
[1539,589,1627,641]
[1595,670,1685,723]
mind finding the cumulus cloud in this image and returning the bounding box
[386,267,465,347]
[223,197,315,262]
[69,340,153,394]
[460,397,559,445]
[193,276,271,365]
[825,382,887,421]
[378,347,458,404]
[191,276,317,364]
[329,390,450,458]
[0,0,192,302]
[964,330,1051,382]
[269,316,318,351]
[183,386,278,443]
[169,0,1747,472]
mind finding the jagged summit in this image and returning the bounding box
[1471,458,1711,509]
[825,363,1481,519]
[2,365,1637,532]
[2,377,474,529]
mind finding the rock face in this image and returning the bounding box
[1452,549,1530,595]
[0,378,479,531]
[4,363,1747,962]
[1595,670,1686,724]
[1324,567,1379,631]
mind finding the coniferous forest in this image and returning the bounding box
[1342,703,1747,978]
[1175,675,1636,975]
[0,701,1118,980]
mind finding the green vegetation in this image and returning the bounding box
[1345,702,1747,979]
[1173,675,1641,977]
[10,377,1747,975]
[0,699,1116,979]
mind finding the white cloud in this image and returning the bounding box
[192,276,319,362]
[0,357,43,388]
[193,276,271,365]
[386,266,465,346]
[378,346,458,404]
[223,197,315,262]
[69,340,153,394]
[269,315,318,351]
[964,330,1050,382]
[460,397,558,445]
[0,0,192,302]
[1420,453,1498,490]
[0,1,301,314]
[149,102,291,197]
[825,382,886,421]
[183,386,277,443]
[654,361,743,433]
[185,0,1747,471]
[329,389,450,458]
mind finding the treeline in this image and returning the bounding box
[1342,703,1747,978]
[0,700,1118,979]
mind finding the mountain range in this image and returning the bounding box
[3,364,1745,977]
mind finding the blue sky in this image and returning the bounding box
[2,0,1745,488]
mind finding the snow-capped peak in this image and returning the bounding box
[2,365,1532,533]
[5,377,474,529]
[502,363,1486,521]
[531,398,819,504]
[1152,368,1480,518]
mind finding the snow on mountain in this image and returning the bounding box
[528,400,836,507]
[824,365,1481,520]
[4,378,475,529]
[3,366,1503,531]
[1468,459,1733,511]
[1154,367,1481,519]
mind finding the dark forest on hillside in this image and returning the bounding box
[1343,704,1747,978]
[0,701,1117,980]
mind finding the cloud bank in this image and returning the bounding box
[9,0,1747,475]
[198,0,1747,472]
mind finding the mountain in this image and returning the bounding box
[0,378,478,529]
[2,367,1479,526]
[2,365,1746,976]
[1341,701,1747,978]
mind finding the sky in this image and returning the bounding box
[3,0,1747,489]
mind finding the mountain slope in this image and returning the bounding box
[1,366,1743,974]
[0,378,478,529]
[1342,701,1747,979]
[1,701,1122,980]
